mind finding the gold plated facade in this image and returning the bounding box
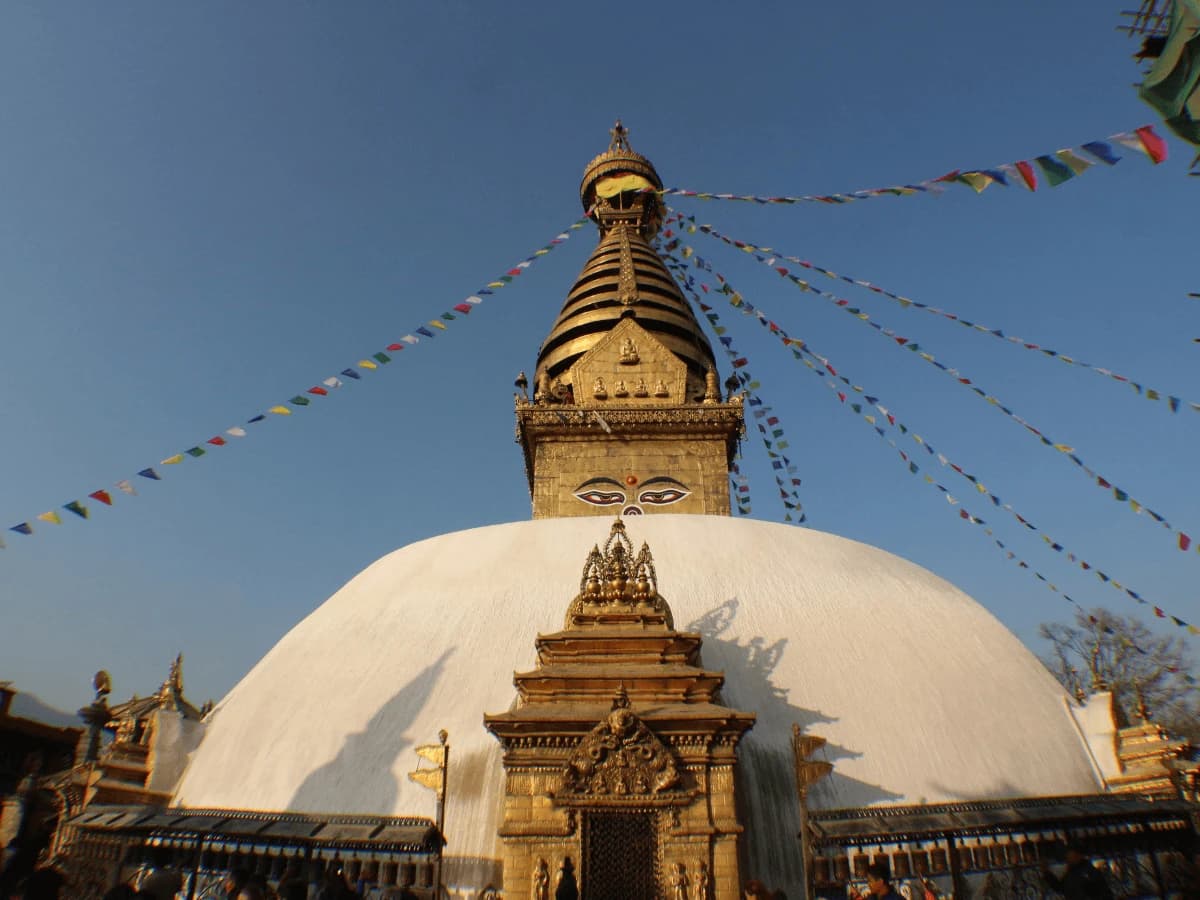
[519,125,742,519]
[484,521,755,899]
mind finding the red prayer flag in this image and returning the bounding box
[207,436,227,446]
[507,268,522,276]
[1180,532,1192,551]
[307,386,329,396]
[933,169,961,183]
[1135,126,1168,164]
[1014,161,1038,191]
[454,303,473,314]
[1154,606,1166,618]
[386,344,403,351]
[88,490,113,506]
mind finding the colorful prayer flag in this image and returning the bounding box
[1035,155,1075,186]
[64,501,88,519]
[37,511,62,525]
[89,490,114,505]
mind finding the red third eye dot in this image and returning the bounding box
[625,475,638,486]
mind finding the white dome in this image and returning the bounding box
[173,516,1101,893]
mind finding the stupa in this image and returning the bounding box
[56,124,1198,900]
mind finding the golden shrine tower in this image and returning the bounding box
[516,122,743,519]
[484,521,756,900]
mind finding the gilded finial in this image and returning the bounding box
[565,521,673,628]
[612,683,631,710]
[92,670,112,701]
[609,119,631,152]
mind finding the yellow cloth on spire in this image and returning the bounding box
[594,173,656,198]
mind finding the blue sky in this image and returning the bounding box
[1,1,1196,713]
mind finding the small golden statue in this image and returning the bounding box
[614,379,628,397]
[670,861,690,900]
[593,376,608,399]
[532,858,550,900]
[634,377,649,397]
[619,335,640,364]
[653,379,669,397]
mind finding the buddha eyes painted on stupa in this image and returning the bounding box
[572,476,692,517]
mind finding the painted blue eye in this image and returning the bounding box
[638,488,689,506]
[574,490,626,506]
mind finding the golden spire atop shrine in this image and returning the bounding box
[516,123,744,519]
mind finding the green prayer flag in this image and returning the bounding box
[185,447,206,458]
[290,396,311,406]
[1034,154,1075,187]
[373,352,391,364]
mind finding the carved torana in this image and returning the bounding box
[561,689,682,798]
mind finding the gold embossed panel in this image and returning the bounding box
[531,438,731,519]
[568,319,690,409]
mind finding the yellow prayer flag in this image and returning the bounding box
[407,768,443,792]
[161,454,185,465]
[358,360,378,370]
[1055,149,1094,176]
[414,743,446,765]
[959,172,993,193]
[975,483,987,494]
[487,281,504,288]
[1052,443,1073,452]
[1188,625,1200,635]
[37,510,62,525]
[429,320,447,330]
[269,406,291,416]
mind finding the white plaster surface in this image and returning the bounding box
[173,516,1101,894]
[1066,690,1122,785]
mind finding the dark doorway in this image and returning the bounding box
[582,810,657,900]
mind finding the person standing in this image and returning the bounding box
[1041,845,1113,900]
[554,856,578,900]
[864,864,903,900]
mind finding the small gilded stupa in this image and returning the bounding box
[516,121,743,519]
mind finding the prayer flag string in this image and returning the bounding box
[3,219,589,546]
[658,126,1167,208]
[681,258,1199,636]
[657,224,804,523]
[672,215,1198,558]
[688,219,1196,415]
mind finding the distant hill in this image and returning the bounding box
[7,691,79,729]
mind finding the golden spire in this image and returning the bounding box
[535,122,717,400]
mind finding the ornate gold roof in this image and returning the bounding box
[534,123,716,398]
